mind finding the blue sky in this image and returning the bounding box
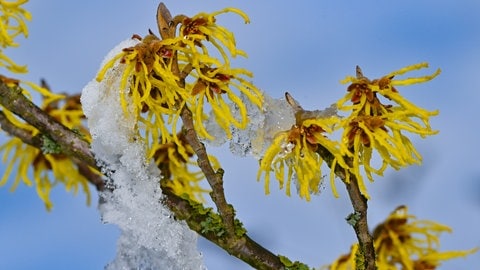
[1,0,480,269]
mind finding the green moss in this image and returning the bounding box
[181,194,247,238]
[354,246,366,270]
[200,215,225,237]
[346,211,361,227]
[41,134,62,154]
[278,255,312,270]
[71,128,86,138]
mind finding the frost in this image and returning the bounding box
[276,141,295,160]
[296,103,339,120]
[228,92,296,158]
[203,109,228,146]
[226,93,339,159]
[81,39,205,270]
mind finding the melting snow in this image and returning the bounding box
[81,39,206,270]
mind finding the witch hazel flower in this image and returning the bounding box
[177,8,263,140]
[257,93,346,201]
[327,206,478,269]
[95,7,262,160]
[337,63,440,198]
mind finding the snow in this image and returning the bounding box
[204,92,297,158]
[81,39,206,270]
[252,94,297,157]
[226,93,339,159]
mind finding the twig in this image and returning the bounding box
[0,106,104,190]
[288,89,376,268]
[180,106,236,237]
[0,82,96,168]
[344,177,375,269]
[317,145,376,270]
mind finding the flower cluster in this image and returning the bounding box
[257,94,346,200]
[327,206,478,269]
[0,93,95,210]
[0,0,30,73]
[337,63,440,198]
[96,8,263,159]
[256,64,441,200]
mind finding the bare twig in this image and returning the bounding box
[344,176,375,269]
[317,145,376,270]
[180,106,236,237]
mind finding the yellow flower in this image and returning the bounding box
[337,63,440,198]
[0,0,31,73]
[188,64,263,140]
[177,8,263,140]
[257,115,345,201]
[96,7,262,157]
[0,0,65,101]
[326,206,478,270]
[325,243,359,270]
[0,94,95,210]
[153,132,217,202]
[179,7,250,66]
[373,206,477,270]
[96,34,188,158]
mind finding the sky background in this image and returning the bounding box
[1,0,480,269]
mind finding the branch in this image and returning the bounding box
[0,82,96,168]
[180,106,236,238]
[317,145,376,270]
[162,188,286,270]
[0,96,105,191]
[289,89,376,268]
[344,176,375,269]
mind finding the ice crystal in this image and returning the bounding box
[228,92,296,158]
